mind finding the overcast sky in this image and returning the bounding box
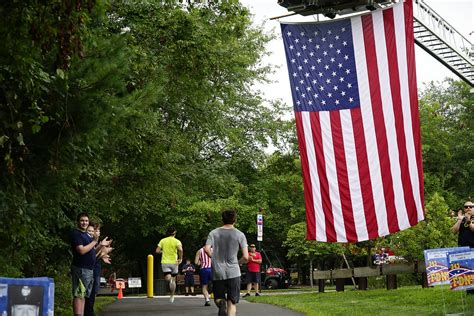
[239,0,473,107]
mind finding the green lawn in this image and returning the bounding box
[94,296,116,315]
[247,286,474,316]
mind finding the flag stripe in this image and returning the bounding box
[331,111,357,242]
[351,18,380,240]
[404,1,425,220]
[295,112,317,240]
[321,111,346,242]
[394,5,423,222]
[384,7,418,228]
[310,112,336,241]
[362,13,400,234]
[341,110,368,241]
[373,10,410,233]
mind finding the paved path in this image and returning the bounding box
[100,295,305,316]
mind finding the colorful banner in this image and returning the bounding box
[423,247,469,286]
[0,277,54,316]
[447,249,474,291]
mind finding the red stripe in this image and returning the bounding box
[383,9,418,227]
[330,111,357,242]
[295,113,316,240]
[200,248,212,268]
[310,112,336,242]
[351,108,378,239]
[404,0,425,212]
[362,14,400,233]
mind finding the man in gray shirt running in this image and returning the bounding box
[205,209,249,316]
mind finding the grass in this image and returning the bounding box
[247,286,474,316]
[94,296,116,315]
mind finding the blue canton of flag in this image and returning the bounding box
[282,20,360,112]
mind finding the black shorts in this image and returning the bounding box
[213,277,241,304]
[246,272,260,283]
[184,275,194,286]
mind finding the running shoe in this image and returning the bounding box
[242,293,250,297]
[170,295,174,303]
[205,300,211,306]
[255,292,261,296]
[217,300,226,316]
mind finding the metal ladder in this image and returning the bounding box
[412,0,473,87]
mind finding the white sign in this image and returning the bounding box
[127,277,142,288]
[256,213,263,242]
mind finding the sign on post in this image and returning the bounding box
[423,247,469,286]
[447,249,474,291]
[257,213,263,242]
[128,277,142,288]
[0,277,54,316]
[115,280,126,289]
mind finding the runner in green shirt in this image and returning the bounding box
[156,227,183,303]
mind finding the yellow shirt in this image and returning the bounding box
[158,236,182,264]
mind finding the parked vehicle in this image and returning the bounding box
[240,265,290,289]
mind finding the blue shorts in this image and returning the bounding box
[71,265,94,298]
[199,268,212,285]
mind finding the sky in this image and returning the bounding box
[239,0,473,108]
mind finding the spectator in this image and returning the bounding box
[205,210,248,316]
[242,244,262,297]
[70,212,99,316]
[182,259,196,296]
[84,221,112,316]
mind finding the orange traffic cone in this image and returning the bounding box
[117,287,123,300]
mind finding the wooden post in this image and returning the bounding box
[335,278,345,292]
[386,275,397,290]
[310,259,314,288]
[318,279,325,293]
[358,277,368,290]
[421,272,429,288]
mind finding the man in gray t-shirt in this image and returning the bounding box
[205,210,248,316]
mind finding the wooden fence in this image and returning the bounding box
[312,261,428,292]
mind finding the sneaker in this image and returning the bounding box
[242,293,250,297]
[170,295,175,303]
[255,292,261,296]
[204,300,211,306]
[217,300,227,316]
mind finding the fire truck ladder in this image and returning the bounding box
[413,0,473,87]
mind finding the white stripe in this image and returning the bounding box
[351,15,390,237]
[373,7,410,230]
[320,111,346,242]
[393,2,424,222]
[341,109,368,241]
[302,112,326,241]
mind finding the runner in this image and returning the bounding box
[195,240,212,306]
[205,209,248,316]
[155,227,183,303]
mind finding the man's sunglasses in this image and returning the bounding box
[465,205,474,209]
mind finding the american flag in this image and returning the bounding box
[281,0,424,242]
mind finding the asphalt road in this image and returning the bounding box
[100,295,305,316]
